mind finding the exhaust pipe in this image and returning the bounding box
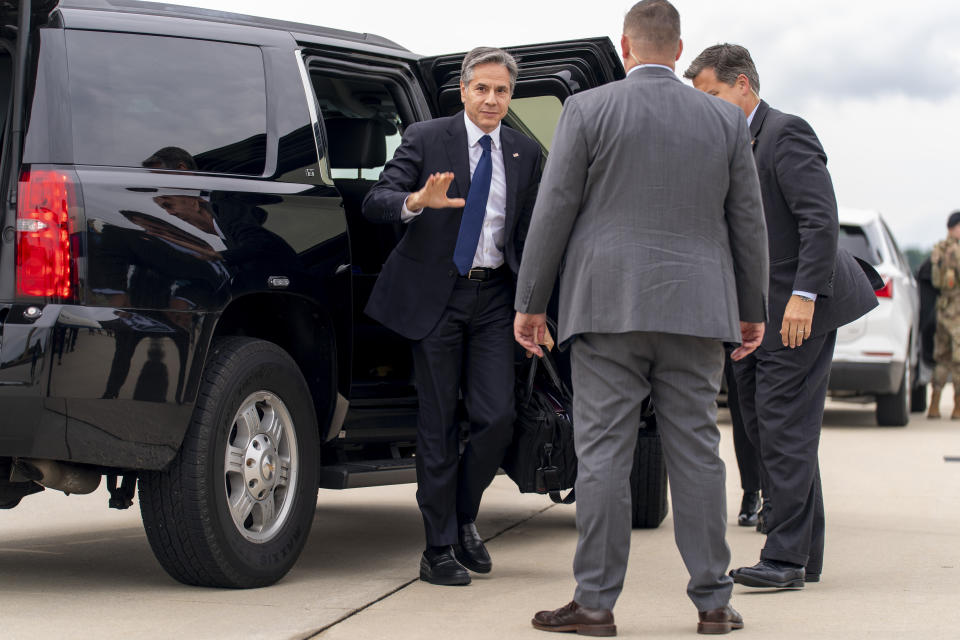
[15,459,101,495]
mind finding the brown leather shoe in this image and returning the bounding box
[697,604,744,635]
[532,601,616,636]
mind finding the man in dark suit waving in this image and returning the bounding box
[362,47,541,587]
[686,44,878,589]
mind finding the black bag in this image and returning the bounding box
[502,352,577,504]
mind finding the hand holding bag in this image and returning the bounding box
[502,352,576,504]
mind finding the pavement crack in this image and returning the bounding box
[300,502,557,639]
[481,502,557,545]
[300,577,419,639]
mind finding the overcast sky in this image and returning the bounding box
[156,0,959,250]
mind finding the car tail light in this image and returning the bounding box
[16,169,78,300]
[875,276,893,299]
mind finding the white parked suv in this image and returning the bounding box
[829,208,923,426]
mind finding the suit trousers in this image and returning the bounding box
[410,276,515,547]
[570,331,732,611]
[732,330,836,574]
[724,356,762,493]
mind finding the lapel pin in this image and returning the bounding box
[513,152,519,158]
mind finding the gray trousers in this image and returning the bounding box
[571,331,732,612]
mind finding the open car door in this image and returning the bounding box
[415,38,668,530]
[416,38,624,153]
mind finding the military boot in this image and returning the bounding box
[952,390,960,420]
[928,388,942,419]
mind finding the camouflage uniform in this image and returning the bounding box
[929,237,960,417]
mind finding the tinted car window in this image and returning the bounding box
[65,30,267,175]
[507,95,562,151]
[839,224,882,265]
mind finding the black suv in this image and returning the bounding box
[0,0,667,588]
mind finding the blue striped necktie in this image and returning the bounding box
[453,134,492,275]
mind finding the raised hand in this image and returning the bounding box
[405,172,466,212]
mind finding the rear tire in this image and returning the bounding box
[139,337,319,588]
[910,378,928,413]
[876,362,910,427]
[630,419,668,529]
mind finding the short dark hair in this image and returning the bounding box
[143,146,198,171]
[947,210,960,228]
[461,47,519,93]
[683,43,761,95]
[623,0,681,53]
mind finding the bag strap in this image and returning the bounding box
[549,488,576,504]
[538,352,573,400]
[522,355,538,406]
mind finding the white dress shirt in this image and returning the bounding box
[401,113,507,269]
[626,63,675,76]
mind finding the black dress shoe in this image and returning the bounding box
[730,559,804,589]
[532,600,616,636]
[737,491,760,527]
[420,546,470,586]
[698,604,744,635]
[453,522,492,574]
[805,572,820,583]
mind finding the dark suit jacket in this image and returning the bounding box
[750,100,877,350]
[362,112,541,340]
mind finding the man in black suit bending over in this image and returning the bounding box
[686,44,877,589]
[362,47,541,586]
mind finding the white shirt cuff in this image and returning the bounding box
[792,290,817,301]
[400,198,422,223]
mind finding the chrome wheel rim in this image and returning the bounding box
[224,391,298,543]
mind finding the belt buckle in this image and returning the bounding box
[468,267,486,281]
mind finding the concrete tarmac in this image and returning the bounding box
[1,395,958,640]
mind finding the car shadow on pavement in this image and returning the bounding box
[822,404,883,428]
[294,502,425,576]
[0,525,173,590]
[822,402,943,430]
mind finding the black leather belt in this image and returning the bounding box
[461,266,506,281]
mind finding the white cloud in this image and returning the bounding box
[805,94,960,247]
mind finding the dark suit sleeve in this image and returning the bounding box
[361,123,426,224]
[774,116,838,295]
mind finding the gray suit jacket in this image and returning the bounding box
[515,66,769,346]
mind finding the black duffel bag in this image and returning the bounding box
[502,352,576,504]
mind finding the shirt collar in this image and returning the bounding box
[464,111,501,150]
[746,101,760,127]
[626,63,675,76]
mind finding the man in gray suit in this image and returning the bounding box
[515,1,769,635]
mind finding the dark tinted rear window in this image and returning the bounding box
[839,224,881,265]
[65,30,267,175]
